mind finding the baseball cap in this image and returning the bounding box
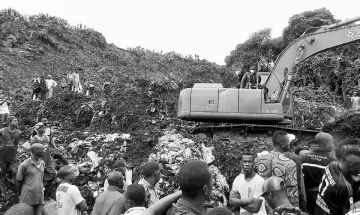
[34,122,45,130]
[260,176,286,197]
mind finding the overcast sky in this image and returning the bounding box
[1,0,359,65]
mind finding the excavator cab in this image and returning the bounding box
[177,83,292,124]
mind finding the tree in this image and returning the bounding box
[282,7,337,46]
[225,28,282,73]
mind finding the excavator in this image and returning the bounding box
[177,16,360,139]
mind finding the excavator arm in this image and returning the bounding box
[265,16,360,114]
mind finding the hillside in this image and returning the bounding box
[1,8,360,214]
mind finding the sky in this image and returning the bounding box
[1,0,359,65]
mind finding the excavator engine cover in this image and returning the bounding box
[177,83,285,124]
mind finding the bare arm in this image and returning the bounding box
[142,191,182,215]
[229,190,263,213]
[16,180,23,196]
[76,200,88,212]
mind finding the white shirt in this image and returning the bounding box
[231,173,267,215]
[46,79,57,89]
[56,183,84,215]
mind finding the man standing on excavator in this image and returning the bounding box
[240,65,261,89]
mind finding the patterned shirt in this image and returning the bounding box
[255,151,299,206]
[272,205,308,215]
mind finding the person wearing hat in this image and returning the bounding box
[240,65,261,89]
[16,143,46,215]
[45,75,57,99]
[32,117,68,165]
[30,122,61,184]
[92,171,126,215]
[56,165,87,215]
[0,116,21,200]
[301,132,335,215]
[104,158,131,192]
[261,176,308,215]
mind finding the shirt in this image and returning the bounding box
[272,205,308,215]
[56,182,85,215]
[314,161,353,215]
[16,157,45,205]
[166,198,204,215]
[92,186,125,215]
[0,127,20,162]
[301,149,335,191]
[124,207,146,215]
[138,178,159,207]
[46,79,57,89]
[255,151,299,206]
[230,173,266,215]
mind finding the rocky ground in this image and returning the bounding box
[1,8,360,214]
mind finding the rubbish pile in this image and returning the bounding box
[148,130,229,207]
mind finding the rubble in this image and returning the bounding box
[148,130,229,207]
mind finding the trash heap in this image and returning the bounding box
[148,130,229,207]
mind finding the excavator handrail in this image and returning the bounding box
[265,16,360,112]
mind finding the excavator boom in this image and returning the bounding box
[266,16,360,111]
[177,16,360,140]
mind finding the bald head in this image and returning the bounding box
[108,171,124,188]
[315,132,334,152]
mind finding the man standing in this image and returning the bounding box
[0,117,21,200]
[92,171,126,215]
[46,75,57,99]
[255,130,299,207]
[240,66,261,89]
[56,165,88,215]
[166,160,212,215]
[138,161,161,207]
[123,184,147,215]
[301,132,335,215]
[39,76,47,101]
[16,143,46,215]
[0,90,10,126]
[315,139,360,215]
[261,176,308,215]
[104,158,131,192]
[229,152,267,215]
[30,122,61,184]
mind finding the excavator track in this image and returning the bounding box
[182,123,320,140]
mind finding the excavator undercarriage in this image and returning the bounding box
[183,122,319,144]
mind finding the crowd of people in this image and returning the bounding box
[1,113,360,215]
[30,69,113,102]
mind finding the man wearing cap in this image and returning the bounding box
[138,161,161,207]
[16,143,46,215]
[56,165,88,215]
[92,171,126,215]
[30,122,61,184]
[301,132,335,215]
[261,176,308,215]
[0,116,21,200]
[46,75,57,99]
[255,130,299,207]
[104,158,131,192]
[33,117,68,165]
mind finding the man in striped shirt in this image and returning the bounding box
[301,132,335,215]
